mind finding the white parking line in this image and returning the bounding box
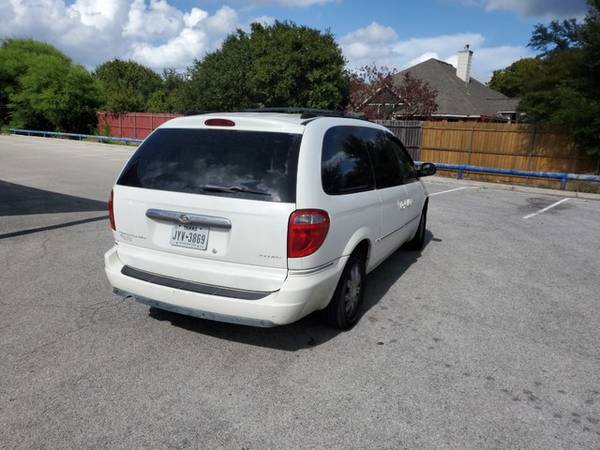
[429,186,477,197]
[523,198,570,220]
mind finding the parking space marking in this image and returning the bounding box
[429,186,477,197]
[523,198,570,220]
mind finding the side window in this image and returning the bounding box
[321,127,375,195]
[370,131,404,189]
[387,134,417,182]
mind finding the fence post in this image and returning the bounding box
[466,128,475,167]
[527,125,537,171]
[527,126,537,179]
[560,175,568,190]
[416,121,423,162]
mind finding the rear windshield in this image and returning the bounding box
[117,128,302,203]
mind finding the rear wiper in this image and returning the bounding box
[201,184,272,197]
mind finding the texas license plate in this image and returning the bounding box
[170,224,209,250]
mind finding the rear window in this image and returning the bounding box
[117,128,302,203]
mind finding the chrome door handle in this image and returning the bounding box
[146,209,232,229]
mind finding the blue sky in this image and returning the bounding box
[192,0,546,45]
[0,0,589,81]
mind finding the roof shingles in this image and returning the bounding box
[394,58,519,118]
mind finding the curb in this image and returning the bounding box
[426,175,600,201]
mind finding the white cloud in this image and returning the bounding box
[244,0,336,5]
[204,5,239,34]
[123,0,183,39]
[1,1,535,82]
[391,33,485,60]
[443,45,532,81]
[407,51,439,67]
[183,8,209,28]
[128,5,240,69]
[130,28,209,69]
[340,22,533,81]
[249,15,276,26]
[455,0,587,18]
[0,0,241,71]
[0,0,332,72]
[69,0,124,30]
[340,22,397,45]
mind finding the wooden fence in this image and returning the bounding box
[97,112,181,139]
[96,113,599,190]
[419,121,599,190]
[375,120,422,161]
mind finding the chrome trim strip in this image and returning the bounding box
[376,214,421,242]
[120,265,273,300]
[289,261,335,275]
[146,209,232,229]
[113,288,276,327]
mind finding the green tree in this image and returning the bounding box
[147,69,188,113]
[0,38,69,126]
[246,21,348,109]
[186,30,252,112]
[488,58,542,98]
[0,38,100,133]
[529,18,582,56]
[187,22,348,112]
[94,59,162,113]
[513,0,600,155]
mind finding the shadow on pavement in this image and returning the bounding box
[0,180,107,216]
[148,230,438,351]
[0,215,108,240]
[361,230,435,315]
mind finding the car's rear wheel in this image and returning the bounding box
[321,251,366,330]
[405,204,427,250]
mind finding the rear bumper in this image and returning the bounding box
[104,246,346,326]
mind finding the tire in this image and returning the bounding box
[321,251,367,330]
[405,205,427,251]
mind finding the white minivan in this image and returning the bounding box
[104,110,436,329]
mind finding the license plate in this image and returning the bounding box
[170,224,209,250]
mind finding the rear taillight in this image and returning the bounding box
[108,190,116,230]
[288,209,330,258]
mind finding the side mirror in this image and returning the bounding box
[417,162,436,178]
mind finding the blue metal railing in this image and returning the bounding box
[418,162,600,190]
[9,128,143,144]
[8,128,600,190]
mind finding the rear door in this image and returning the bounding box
[112,127,302,291]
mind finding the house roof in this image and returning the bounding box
[394,58,519,118]
[359,85,402,108]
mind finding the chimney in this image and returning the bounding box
[456,44,473,83]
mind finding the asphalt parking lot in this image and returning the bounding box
[1,134,600,449]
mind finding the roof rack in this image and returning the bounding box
[242,107,368,121]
